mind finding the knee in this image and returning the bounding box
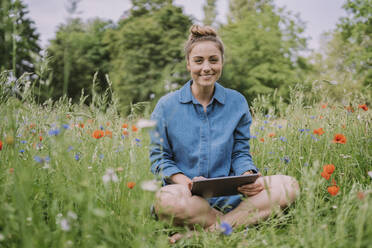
[154,184,191,217]
[280,175,300,206]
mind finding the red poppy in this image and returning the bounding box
[127,182,136,189]
[313,128,325,136]
[105,130,113,138]
[321,171,331,180]
[9,168,14,174]
[327,185,339,196]
[319,115,324,120]
[321,104,327,109]
[341,124,346,129]
[268,133,275,138]
[0,140,3,151]
[79,123,85,128]
[123,130,129,136]
[259,138,265,142]
[132,125,138,132]
[122,123,128,129]
[87,119,94,124]
[92,130,105,139]
[323,164,335,174]
[106,122,111,126]
[332,134,346,144]
[66,114,72,119]
[345,106,354,112]
[357,191,365,200]
[358,104,368,111]
[39,136,43,142]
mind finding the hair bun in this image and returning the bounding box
[189,24,217,39]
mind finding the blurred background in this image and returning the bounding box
[1,0,371,113]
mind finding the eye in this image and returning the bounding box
[194,60,202,64]
[210,58,219,63]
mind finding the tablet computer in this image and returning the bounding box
[191,174,260,198]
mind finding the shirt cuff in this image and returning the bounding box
[158,165,184,183]
[236,165,259,176]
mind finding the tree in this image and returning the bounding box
[220,0,309,102]
[46,18,112,102]
[203,0,217,26]
[338,0,372,86]
[105,0,192,109]
[0,0,41,77]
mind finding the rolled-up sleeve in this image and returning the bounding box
[231,102,258,175]
[149,100,183,181]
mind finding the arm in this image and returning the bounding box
[231,100,259,176]
[149,100,188,184]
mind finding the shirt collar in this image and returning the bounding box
[179,80,226,105]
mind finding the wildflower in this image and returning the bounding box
[99,154,104,160]
[127,182,136,189]
[0,140,2,151]
[75,153,80,161]
[251,135,257,139]
[0,233,4,241]
[321,171,331,180]
[9,168,14,174]
[92,130,104,139]
[87,119,94,124]
[368,171,372,179]
[122,130,129,136]
[122,123,128,128]
[136,119,156,129]
[141,179,160,192]
[116,167,124,172]
[67,211,77,220]
[79,123,84,128]
[323,164,335,174]
[311,135,318,141]
[313,128,324,136]
[268,133,275,138]
[19,149,25,153]
[277,125,283,129]
[264,120,269,124]
[21,140,27,144]
[259,138,265,142]
[132,125,138,132]
[34,156,50,164]
[357,191,365,200]
[106,122,110,126]
[358,104,368,111]
[310,116,315,119]
[220,221,233,235]
[341,124,346,129]
[345,106,354,112]
[102,168,119,184]
[319,115,324,119]
[332,134,346,144]
[282,156,290,164]
[327,185,339,196]
[60,218,70,231]
[279,136,287,142]
[66,114,72,119]
[62,124,69,129]
[48,129,60,136]
[39,136,43,141]
[105,130,112,138]
[321,104,327,109]
[100,125,104,130]
[260,126,265,130]
[67,146,73,152]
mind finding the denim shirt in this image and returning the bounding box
[149,80,258,183]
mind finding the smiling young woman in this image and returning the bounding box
[149,24,300,243]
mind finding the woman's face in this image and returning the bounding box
[187,41,223,88]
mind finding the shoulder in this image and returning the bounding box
[156,90,180,109]
[223,86,249,108]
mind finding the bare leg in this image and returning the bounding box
[221,175,300,227]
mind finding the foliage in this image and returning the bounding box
[203,0,217,26]
[46,18,112,103]
[0,0,41,77]
[104,0,192,110]
[220,0,311,103]
[0,74,371,247]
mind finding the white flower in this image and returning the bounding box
[141,180,160,192]
[67,211,77,220]
[102,168,119,184]
[60,218,70,231]
[0,233,4,241]
[368,171,372,179]
[136,119,156,129]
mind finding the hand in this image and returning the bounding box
[238,171,263,197]
[188,176,207,190]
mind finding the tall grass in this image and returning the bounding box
[0,74,371,247]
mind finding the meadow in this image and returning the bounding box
[0,80,371,248]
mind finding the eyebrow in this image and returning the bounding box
[192,55,220,59]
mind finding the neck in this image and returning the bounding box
[191,82,215,106]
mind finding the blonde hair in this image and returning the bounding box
[184,24,224,62]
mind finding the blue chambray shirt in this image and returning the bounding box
[149,80,258,212]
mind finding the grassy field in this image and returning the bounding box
[0,85,371,247]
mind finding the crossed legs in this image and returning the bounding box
[154,175,300,230]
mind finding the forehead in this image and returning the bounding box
[189,41,221,57]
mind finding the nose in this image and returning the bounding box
[202,61,211,73]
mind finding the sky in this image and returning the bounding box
[23,0,346,52]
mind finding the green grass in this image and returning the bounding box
[0,89,371,247]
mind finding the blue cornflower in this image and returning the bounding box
[305,129,310,132]
[99,154,104,160]
[265,114,271,118]
[264,120,269,124]
[62,124,69,129]
[280,136,287,142]
[260,126,265,131]
[220,222,233,235]
[19,149,25,153]
[304,162,309,166]
[21,140,27,144]
[282,156,290,164]
[67,146,73,152]
[34,156,43,163]
[264,167,269,172]
[310,116,315,119]
[299,128,305,132]
[17,134,22,137]
[45,156,50,163]
[135,138,141,142]
[75,153,80,161]
[121,134,125,140]
[311,135,318,141]
[48,129,60,136]
[278,125,283,129]
[100,125,104,130]
[30,129,36,133]
[251,135,257,139]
